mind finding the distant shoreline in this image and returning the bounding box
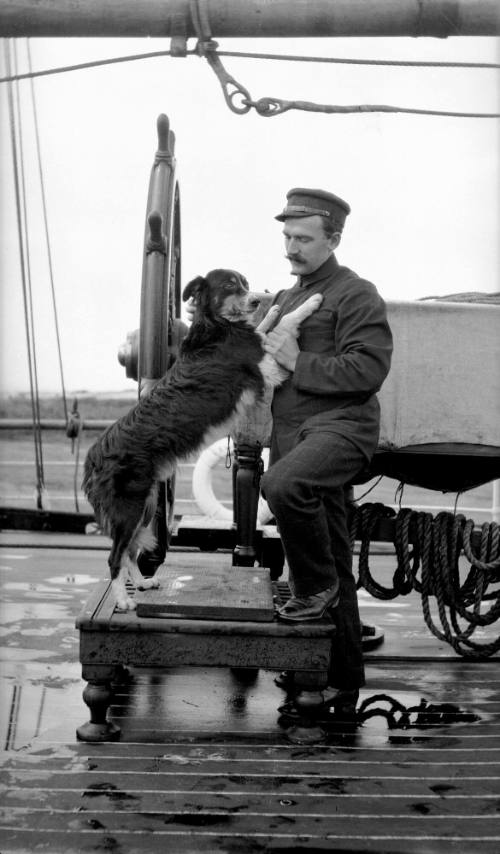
[0,390,136,399]
[0,392,137,420]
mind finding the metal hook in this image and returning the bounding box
[196,40,252,115]
[190,0,252,114]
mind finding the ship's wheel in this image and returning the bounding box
[136,114,186,573]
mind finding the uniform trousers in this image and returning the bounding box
[261,429,367,689]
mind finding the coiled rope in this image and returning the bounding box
[349,503,500,658]
[356,694,480,729]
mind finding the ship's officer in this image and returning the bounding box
[261,188,393,709]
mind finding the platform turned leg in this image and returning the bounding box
[77,666,121,742]
[283,670,329,744]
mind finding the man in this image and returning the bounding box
[260,188,393,706]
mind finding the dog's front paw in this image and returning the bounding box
[115,598,137,612]
[137,577,160,590]
[112,578,137,612]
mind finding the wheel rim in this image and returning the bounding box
[138,115,185,566]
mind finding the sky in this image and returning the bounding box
[0,33,499,394]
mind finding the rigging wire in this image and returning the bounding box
[0,49,176,83]
[219,49,500,70]
[0,47,498,84]
[1,44,498,119]
[4,39,46,509]
[12,41,47,507]
[12,41,46,502]
[26,39,69,424]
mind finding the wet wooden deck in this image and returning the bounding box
[0,531,499,852]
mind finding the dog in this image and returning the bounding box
[83,269,322,611]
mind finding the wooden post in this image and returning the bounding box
[76,665,121,742]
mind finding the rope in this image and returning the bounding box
[1,46,497,85]
[65,398,84,513]
[244,96,500,120]
[463,518,500,571]
[5,40,46,509]
[26,39,69,425]
[353,475,384,502]
[356,694,480,729]
[0,49,176,84]
[352,502,500,658]
[208,48,500,119]
[353,503,400,600]
[199,43,500,119]
[219,50,500,70]
[2,45,498,119]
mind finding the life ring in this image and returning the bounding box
[192,438,272,525]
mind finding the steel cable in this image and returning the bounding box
[5,40,46,509]
[26,39,69,425]
[1,44,498,119]
[1,46,498,85]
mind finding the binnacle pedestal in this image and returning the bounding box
[76,562,336,743]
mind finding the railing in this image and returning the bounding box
[0,419,498,522]
[0,419,114,430]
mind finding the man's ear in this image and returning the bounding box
[330,232,341,251]
[182,276,207,303]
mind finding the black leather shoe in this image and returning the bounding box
[276,584,339,622]
[322,687,359,719]
[278,687,359,723]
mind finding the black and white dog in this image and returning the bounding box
[83,269,322,610]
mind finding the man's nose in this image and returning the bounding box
[287,237,299,254]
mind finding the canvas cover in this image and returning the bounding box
[378,300,500,451]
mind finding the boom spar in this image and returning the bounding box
[1,0,499,38]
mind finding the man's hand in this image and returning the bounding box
[263,328,300,372]
[256,304,281,335]
[184,298,195,323]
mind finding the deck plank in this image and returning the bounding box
[2,808,500,836]
[0,829,498,854]
[1,536,499,853]
[3,788,500,816]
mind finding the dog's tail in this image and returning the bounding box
[81,440,113,533]
[82,442,97,496]
[82,442,99,505]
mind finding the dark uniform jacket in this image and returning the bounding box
[270,253,393,460]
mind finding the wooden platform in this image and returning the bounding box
[77,567,335,675]
[134,563,276,621]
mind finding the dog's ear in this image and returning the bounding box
[182,276,207,303]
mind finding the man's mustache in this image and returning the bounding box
[285,254,305,262]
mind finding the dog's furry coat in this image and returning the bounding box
[83,269,321,610]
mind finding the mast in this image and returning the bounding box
[1,0,499,38]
